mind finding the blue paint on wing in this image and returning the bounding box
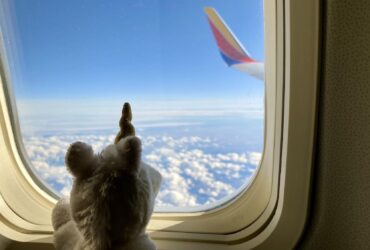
[220,51,241,66]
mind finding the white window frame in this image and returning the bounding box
[0,0,320,248]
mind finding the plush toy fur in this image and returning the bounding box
[52,103,162,250]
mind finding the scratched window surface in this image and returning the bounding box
[0,0,264,210]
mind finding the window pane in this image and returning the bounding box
[0,0,264,210]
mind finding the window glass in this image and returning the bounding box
[0,0,264,209]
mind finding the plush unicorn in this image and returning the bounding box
[51,103,162,250]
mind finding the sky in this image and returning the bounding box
[4,0,264,101]
[0,0,265,210]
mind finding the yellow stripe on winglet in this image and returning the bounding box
[204,7,246,55]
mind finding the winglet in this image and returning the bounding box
[204,7,256,66]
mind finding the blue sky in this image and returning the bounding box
[6,0,264,102]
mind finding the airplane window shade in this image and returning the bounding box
[0,0,265,211]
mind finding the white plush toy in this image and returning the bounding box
[51,103,162,250]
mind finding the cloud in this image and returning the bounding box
[22,134,261,209]
[17,100,264,135]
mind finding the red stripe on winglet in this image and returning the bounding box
[207,18,254,63]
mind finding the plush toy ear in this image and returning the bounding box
[65,141,95,178]
[116,136,142,174]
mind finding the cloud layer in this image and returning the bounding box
[23,134,261,209]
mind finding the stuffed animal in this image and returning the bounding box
[51,103,162,250]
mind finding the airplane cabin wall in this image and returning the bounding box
[298,0,370,249]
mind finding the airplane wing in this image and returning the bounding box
[204,7,264,81]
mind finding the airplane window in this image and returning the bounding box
[0,0,264,210]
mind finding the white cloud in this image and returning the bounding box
[23,134,261,209]
[17,100,264,135]
[248,152,263,167]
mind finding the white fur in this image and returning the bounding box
[52,137,162,250]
